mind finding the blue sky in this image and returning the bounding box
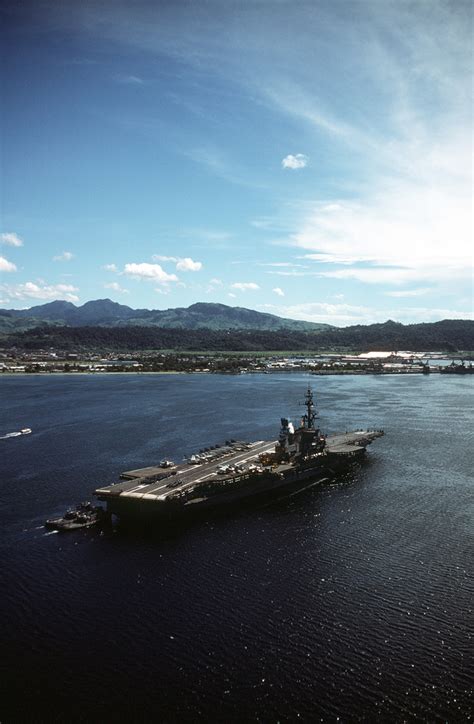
[1,0,472,325]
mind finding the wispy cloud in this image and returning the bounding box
[259,302,473,327]
[190,229,232,243]
[385,288,433,298]
[114,74,145,85]
[257,6,472,294]
[1,232,23,247]
[250,217,293,233]
[281,154,308,170]
[272,287,285,297]
[266,269,316,277]
[152,255,178,263]
[184,145,264,189]
[206,277,223,293]
[103,263,118,272]
[259,302,373,326]
[300,251,360,265]
[170,228,232,250]
[15,0,472,318]
[258,262,307,268]
[66,58,97,66]
[286,170,472,286]
[53,251,74,262]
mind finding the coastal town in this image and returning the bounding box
[1,348,471,375]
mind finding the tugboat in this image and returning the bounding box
[45,502,104,531]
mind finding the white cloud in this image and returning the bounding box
[1,232,23,247]
[230,282,260,292]
[289,169,472,286]
[152,255,203,272]
[53,251,74,262]
[1,282,79,302]
[209,278,223,286]
[103,263,118,272]
[228,293,237,298]
[123,262,178,283]
[272,287,285,297]
[0,256,17,272]
[282,154,308,170]
[263,11,472,295]
[104,282,129,294]
[176,257,202,272]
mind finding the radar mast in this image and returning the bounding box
[302,386,317,429]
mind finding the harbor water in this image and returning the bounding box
[0,373,472,722]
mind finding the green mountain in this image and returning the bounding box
[1,299,330,332]
[1,300,472,352]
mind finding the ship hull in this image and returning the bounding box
[103,452,359,525]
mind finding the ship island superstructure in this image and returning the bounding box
[95,388,384,522]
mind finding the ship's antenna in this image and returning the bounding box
[303,386,316,429]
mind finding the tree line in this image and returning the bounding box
[2,318,473,352]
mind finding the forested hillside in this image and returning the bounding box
[3,319,473,352]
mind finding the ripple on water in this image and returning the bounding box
[0,373,472,722]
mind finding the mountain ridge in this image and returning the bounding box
[1,300,472,351]
[1,299,331,332]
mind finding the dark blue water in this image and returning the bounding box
[1,373,472,722]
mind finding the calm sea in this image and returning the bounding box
[0,373,472,722]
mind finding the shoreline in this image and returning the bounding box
[0,368,455,378]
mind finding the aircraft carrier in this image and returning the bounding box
[95,387,384,523]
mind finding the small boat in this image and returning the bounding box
[20,428,32,435]
[45,502,104,531]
